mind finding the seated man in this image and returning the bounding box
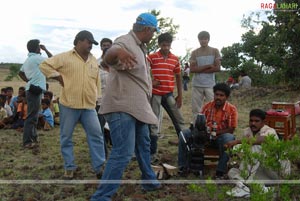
[225,109,288,198]
[178,83,237,178]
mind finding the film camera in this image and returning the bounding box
[186,114,210,177]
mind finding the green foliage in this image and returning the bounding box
[178,48,192,67]
[278,184,293,201]
[249,183,274,201]
[230,135,300,200]
[5,64,21,81]
[146,9,180,54]
[220,43,243,72]
[222,3,300,89]
[187,183,204,193]
[260,136,300,178]
[187,180,230,201]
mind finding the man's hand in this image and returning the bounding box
[53,75,64,87]
[40,44,47,51]
[152,79,160,87]
[224,140,240,149]
[118,49,137,70]
[175,95,182,108]
[18,71,29,82]
[39,44,53,57]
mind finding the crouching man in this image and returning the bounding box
[225,109,290,198]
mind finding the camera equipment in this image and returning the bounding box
[187,114,210,177]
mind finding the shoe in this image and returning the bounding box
[142,184,163,192]
[63,170,74,180]
[168,139,179,146]
[226,182,250,198]
[178,167,188,177]
[214,171,228,180]
[214,175,228,180]
[261,185,274,193]
[96,172,102,179]
[24,143,34,149]
[24,143,38,149]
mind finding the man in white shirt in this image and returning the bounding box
[225,109,287,198]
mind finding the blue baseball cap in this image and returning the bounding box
[136,13,160,32]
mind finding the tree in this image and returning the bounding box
[5,64,21,81]
[271,0,300,89]
[178,48,192,68]
[221,1,300,88]
[146,9,180,54]
[220,43,243,70]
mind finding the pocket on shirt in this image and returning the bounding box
[88,66,98,79]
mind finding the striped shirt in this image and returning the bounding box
[148,51,181,95]
[201,101,238,131]
[189,46,221,87]
[40,49,100,109]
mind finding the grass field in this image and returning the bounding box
[1,68,300,200]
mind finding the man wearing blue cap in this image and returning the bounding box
[91,13,161,201]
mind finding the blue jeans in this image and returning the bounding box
[178,129,235,173]
[183,78,189,91]
[59,104,105,173]
[91,112,160,201]
[23,90,42,145]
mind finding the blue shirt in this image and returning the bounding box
[20,53,47,91]
[10,96,18,113]
[40,107,54,127]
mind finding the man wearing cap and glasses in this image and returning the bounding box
[40,30,105,180]
[91,13,161,200]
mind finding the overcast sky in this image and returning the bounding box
[0,0,272,63]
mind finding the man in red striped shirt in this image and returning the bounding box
[148,32,185,161]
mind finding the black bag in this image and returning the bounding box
[29,84,43,95]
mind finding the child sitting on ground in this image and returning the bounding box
[11,94,27,131]
[0,95,8,129]
[38,99,54,131]
[43,91,60,125]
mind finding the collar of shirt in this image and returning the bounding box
[27,52,40,57]
[211,101,229,111]
[71,48,94,63]
[129,30,148,55]
[157,50,173,59]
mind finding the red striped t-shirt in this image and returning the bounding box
[148,51,181,95]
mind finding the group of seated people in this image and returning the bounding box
[0,86,59,131]
[176,83,290,198]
